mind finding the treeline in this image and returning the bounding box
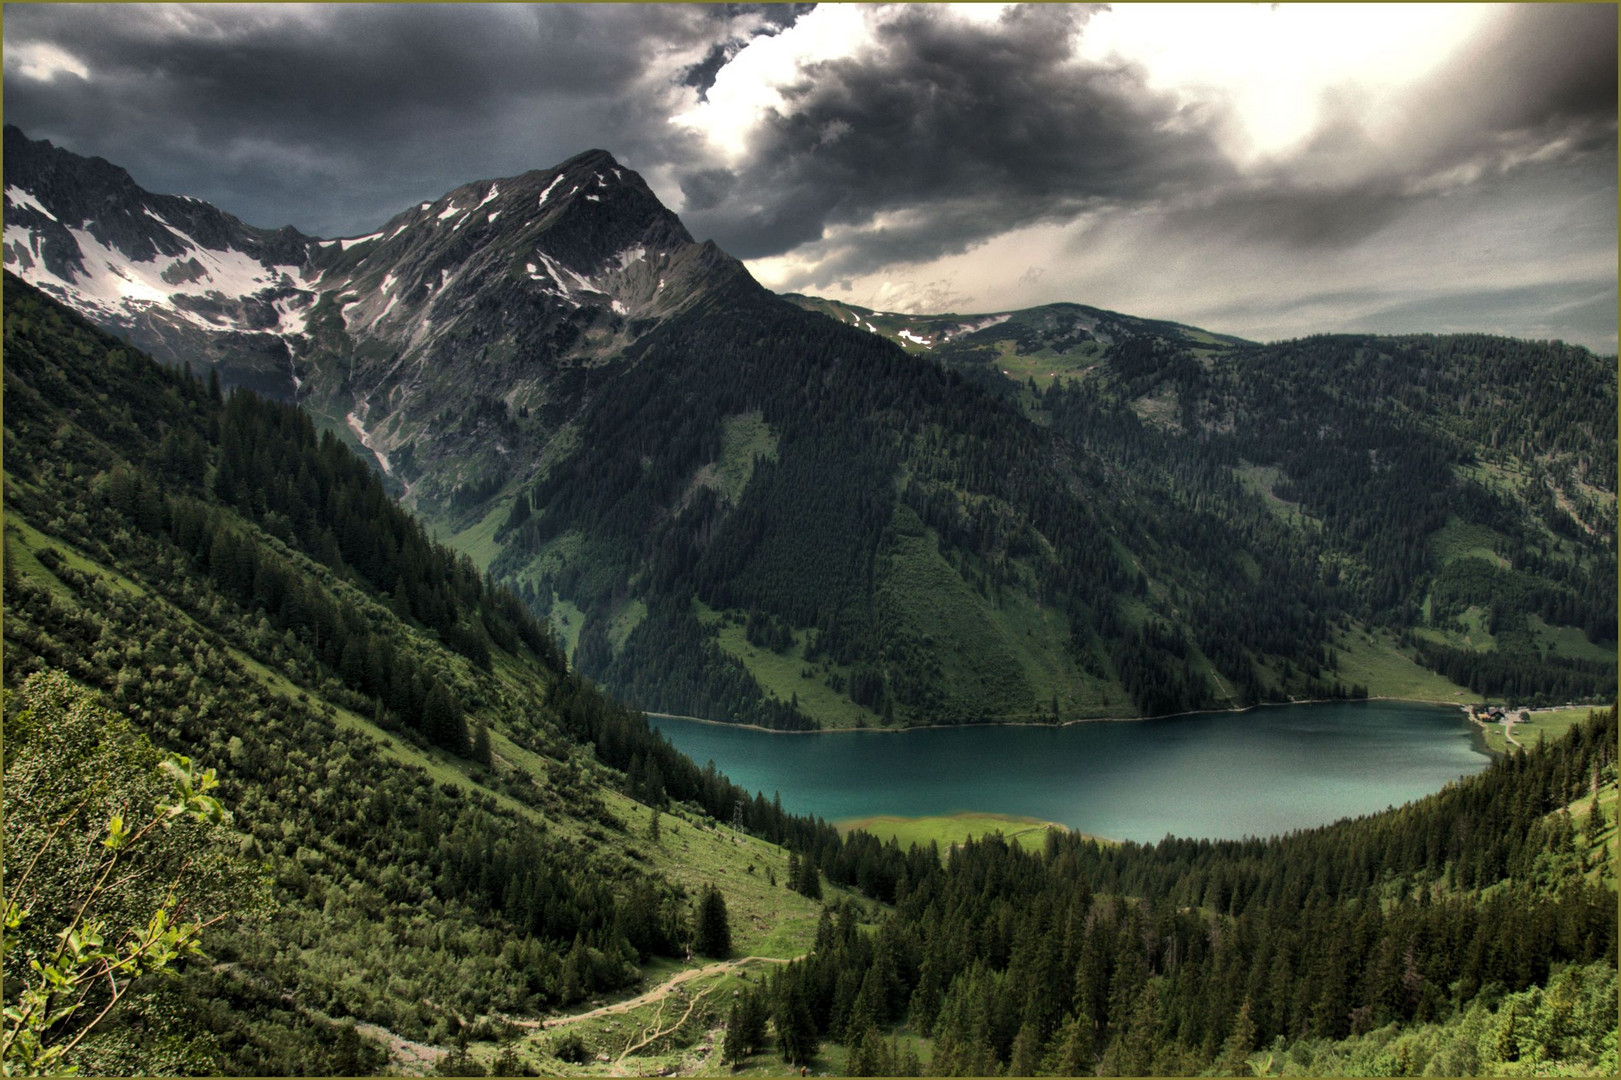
[1412,640,1616,705]
[732,708,1617,1074]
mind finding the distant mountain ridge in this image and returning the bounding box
[6,126,1614,729]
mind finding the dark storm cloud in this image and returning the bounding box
[1145,2,1619,256]
[1417,2,1618,150]
[667,2,1615,289]
[677,3,1235,262]
[3,1,1613,352]
[2,3,721,236]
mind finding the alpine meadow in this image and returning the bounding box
[2,3,1616,1077]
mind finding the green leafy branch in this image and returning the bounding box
[2,754,230,1077]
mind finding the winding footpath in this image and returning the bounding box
[521,955,797,1031]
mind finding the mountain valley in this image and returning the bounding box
[2,126,1617,1078]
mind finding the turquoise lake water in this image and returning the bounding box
[651,700,1492,843]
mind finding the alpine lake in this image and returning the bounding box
[651,700,1493,844]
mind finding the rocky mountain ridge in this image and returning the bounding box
[4,126,748,502]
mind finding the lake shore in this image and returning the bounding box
[651,699,1497,844]
[644,693,1486,737]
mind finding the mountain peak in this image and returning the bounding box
[558,148,621,171]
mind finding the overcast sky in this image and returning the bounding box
[5,3,1616,351]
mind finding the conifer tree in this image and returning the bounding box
[1216,996,1256,1075]
[723,988,769,1064]
[796,853,822,900]
[773,982,819,1066]
[695,886,731,957]
[422,681,468,754]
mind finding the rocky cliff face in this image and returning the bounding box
[4,126,757,507]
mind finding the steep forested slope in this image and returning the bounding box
[787,297,1617,718]
[0,274,846,1074]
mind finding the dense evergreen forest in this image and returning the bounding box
[1030,330,1616,708]
[736,707,1618,1076]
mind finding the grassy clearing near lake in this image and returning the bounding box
[1527,613,1617,664]
[873,519,1033,720]
[1474,705,1613,756]
[1331,625,1480,703]
[1413,603,1498,652]
[605,598,648,655]
[715,411,779,503]
[989,337,1107,389]
[598,789,845,961]
[548,592,586,662]
[712,617,885,728]
[1232,461,1322,529]
[479,795,873,1077]
[837,812,1071,855]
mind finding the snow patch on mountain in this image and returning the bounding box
[339,232,384,251]
[942,313,1012,340]
[536,174,564,208]
[273,294,313,336]
[5,186,56,221]
[532,251,596,297]
[372,293,399,329]
[4,218,301,333]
